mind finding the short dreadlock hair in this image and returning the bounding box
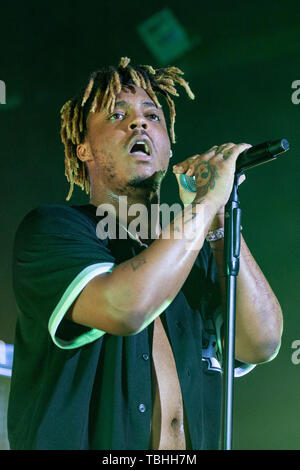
[60,57,195,201]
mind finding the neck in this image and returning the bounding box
[90,186,162,245]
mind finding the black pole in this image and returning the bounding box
[221,172,242,450]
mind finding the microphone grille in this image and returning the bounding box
[281,139,290,151]
[179,174,196,192]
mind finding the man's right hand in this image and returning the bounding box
[172,142,252,212]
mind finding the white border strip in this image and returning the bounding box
[48,262,114,349]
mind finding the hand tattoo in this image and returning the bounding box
[222,150,233,160]
[194,161,219,197]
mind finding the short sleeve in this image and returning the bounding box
[12,204,116,349]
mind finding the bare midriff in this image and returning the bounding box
[150,316,191,450]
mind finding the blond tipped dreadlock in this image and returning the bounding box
[60,57,195,201]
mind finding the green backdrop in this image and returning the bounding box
[0,0,299,450]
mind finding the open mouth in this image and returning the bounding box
[129,140,151,156]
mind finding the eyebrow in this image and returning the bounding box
[114,100,158,108]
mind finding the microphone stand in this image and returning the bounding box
[221,171,243,450]
[219,138,290,449]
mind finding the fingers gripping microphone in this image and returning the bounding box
[179,138,290,192]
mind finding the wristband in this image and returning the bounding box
[205,227,224,242]
[206,226,243,242]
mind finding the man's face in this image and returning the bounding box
[79,85,171,197]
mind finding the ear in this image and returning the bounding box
[76,142,93,164]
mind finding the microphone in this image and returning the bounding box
[179,138,290,193]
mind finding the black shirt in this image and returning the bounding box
[8,203,254,450]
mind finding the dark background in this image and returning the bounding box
[0,0,299,449]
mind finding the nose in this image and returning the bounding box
[129,114,148,131]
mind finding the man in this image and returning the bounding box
[8,57,283,450]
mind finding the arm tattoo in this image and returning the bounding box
[172,198,205,233]
[122,256,147,271]
[184,212,198,225]
[184,197,205,224]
